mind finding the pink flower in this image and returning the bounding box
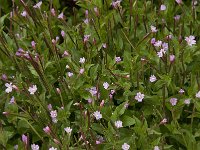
[50,110,57,118]
[154,40,162,47]
[93,111,102,120]
[174,15,180,21]
[185,35,196,46]
[51,8,56,16]
[22,134,28,145]
[79,57,85,64]
[43,126,51,134]
[84,35,90,43]
[151,25,158,33]
[112,0,121,9]
[115,120,123,128]
[5,83,13,93]
[58,12,64,19]
[122,143,130,150]
[103,82,109,89]
[21,11,27,17]
[160,4,166,11]
[179,89,185,94]
[61,30,65,37]
[135,92,144,102]
[9,96,15,104]
[149,75,157,82]
[62,51,69,57]
[170,55,175,62]
[64,127,72,134]
[79,68,84,74]
[31,41,36,49]
[115,56,121,63]
[184,99,191,105]
[176,0,182,4]
[28,85,37,95]
[31,144,39,150]
[33,1,42,9]
[151,38,156,44]
[170,98,178,106]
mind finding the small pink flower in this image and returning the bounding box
[176,0,182,4]
[170,98,178,106]
[112,0,121,9]
[21,11,27,17]
[62,51,69,57]
[79,68,84,74]
[31,41,36,49]
[185,35,196,46]
[151,25,158,33]
[160,118,167,124]
[43,126,51,134]
[79,57,86,64]
[67,72,73,77]
[56,88,61,94]
[115,120,123,128]
[58,12,64,19]
[84,35,90,43]
[93,111,102,120]
[61,30,65,37]
[94,7,99,16]
[28,85,37,95]
[50,110,57,118]
[154,40,162,47]
[174,15,180,21]
[64,127,72,134]
[160,4,166,11]
[115,56,121,63]
[22,134,28,145]
[33,1,42,9]
[100,100,105,107]
[184,99,191,105]
[9,96,15,104]
[151,38,156,44]
[135,92,144,102]
[48,104,52,111]
[149,75,157,82]
[102,43,107,48]
[103,82,109,89]
[51,8,56,16]
[170,55,175,62]
[179,89,185,94]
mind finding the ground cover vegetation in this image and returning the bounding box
[0,0,200,149]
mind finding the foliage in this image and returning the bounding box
[0,0,200,149]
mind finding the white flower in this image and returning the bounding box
[49,147,57,150]
[5,83,13,93]
[58,12,64,19]
[50,110,57,118]
[160,4,166,11]
[184,99,191,105]
[67,72,73,77]
[122,143,130,150]
[33,1,42,9]
[28,85,37,95]
[103,82,109,89]
[115,120,123,128]
[157,50,164,58]
[135,92,144,102]
[79,57,86,64]
[154,146,160,150]
[196,91,200,98]
[52,118,57,123]
[150,25,158,33]
[160,118,167,124]
[21,11,27,17]
[64,127,72,134]
[93,111,102,120]
[154,40,162,47]
[185,35,196,46]
[149,75,157,82]
[31,144,39,150]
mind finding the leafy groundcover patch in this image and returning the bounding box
[0,0,200,149]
